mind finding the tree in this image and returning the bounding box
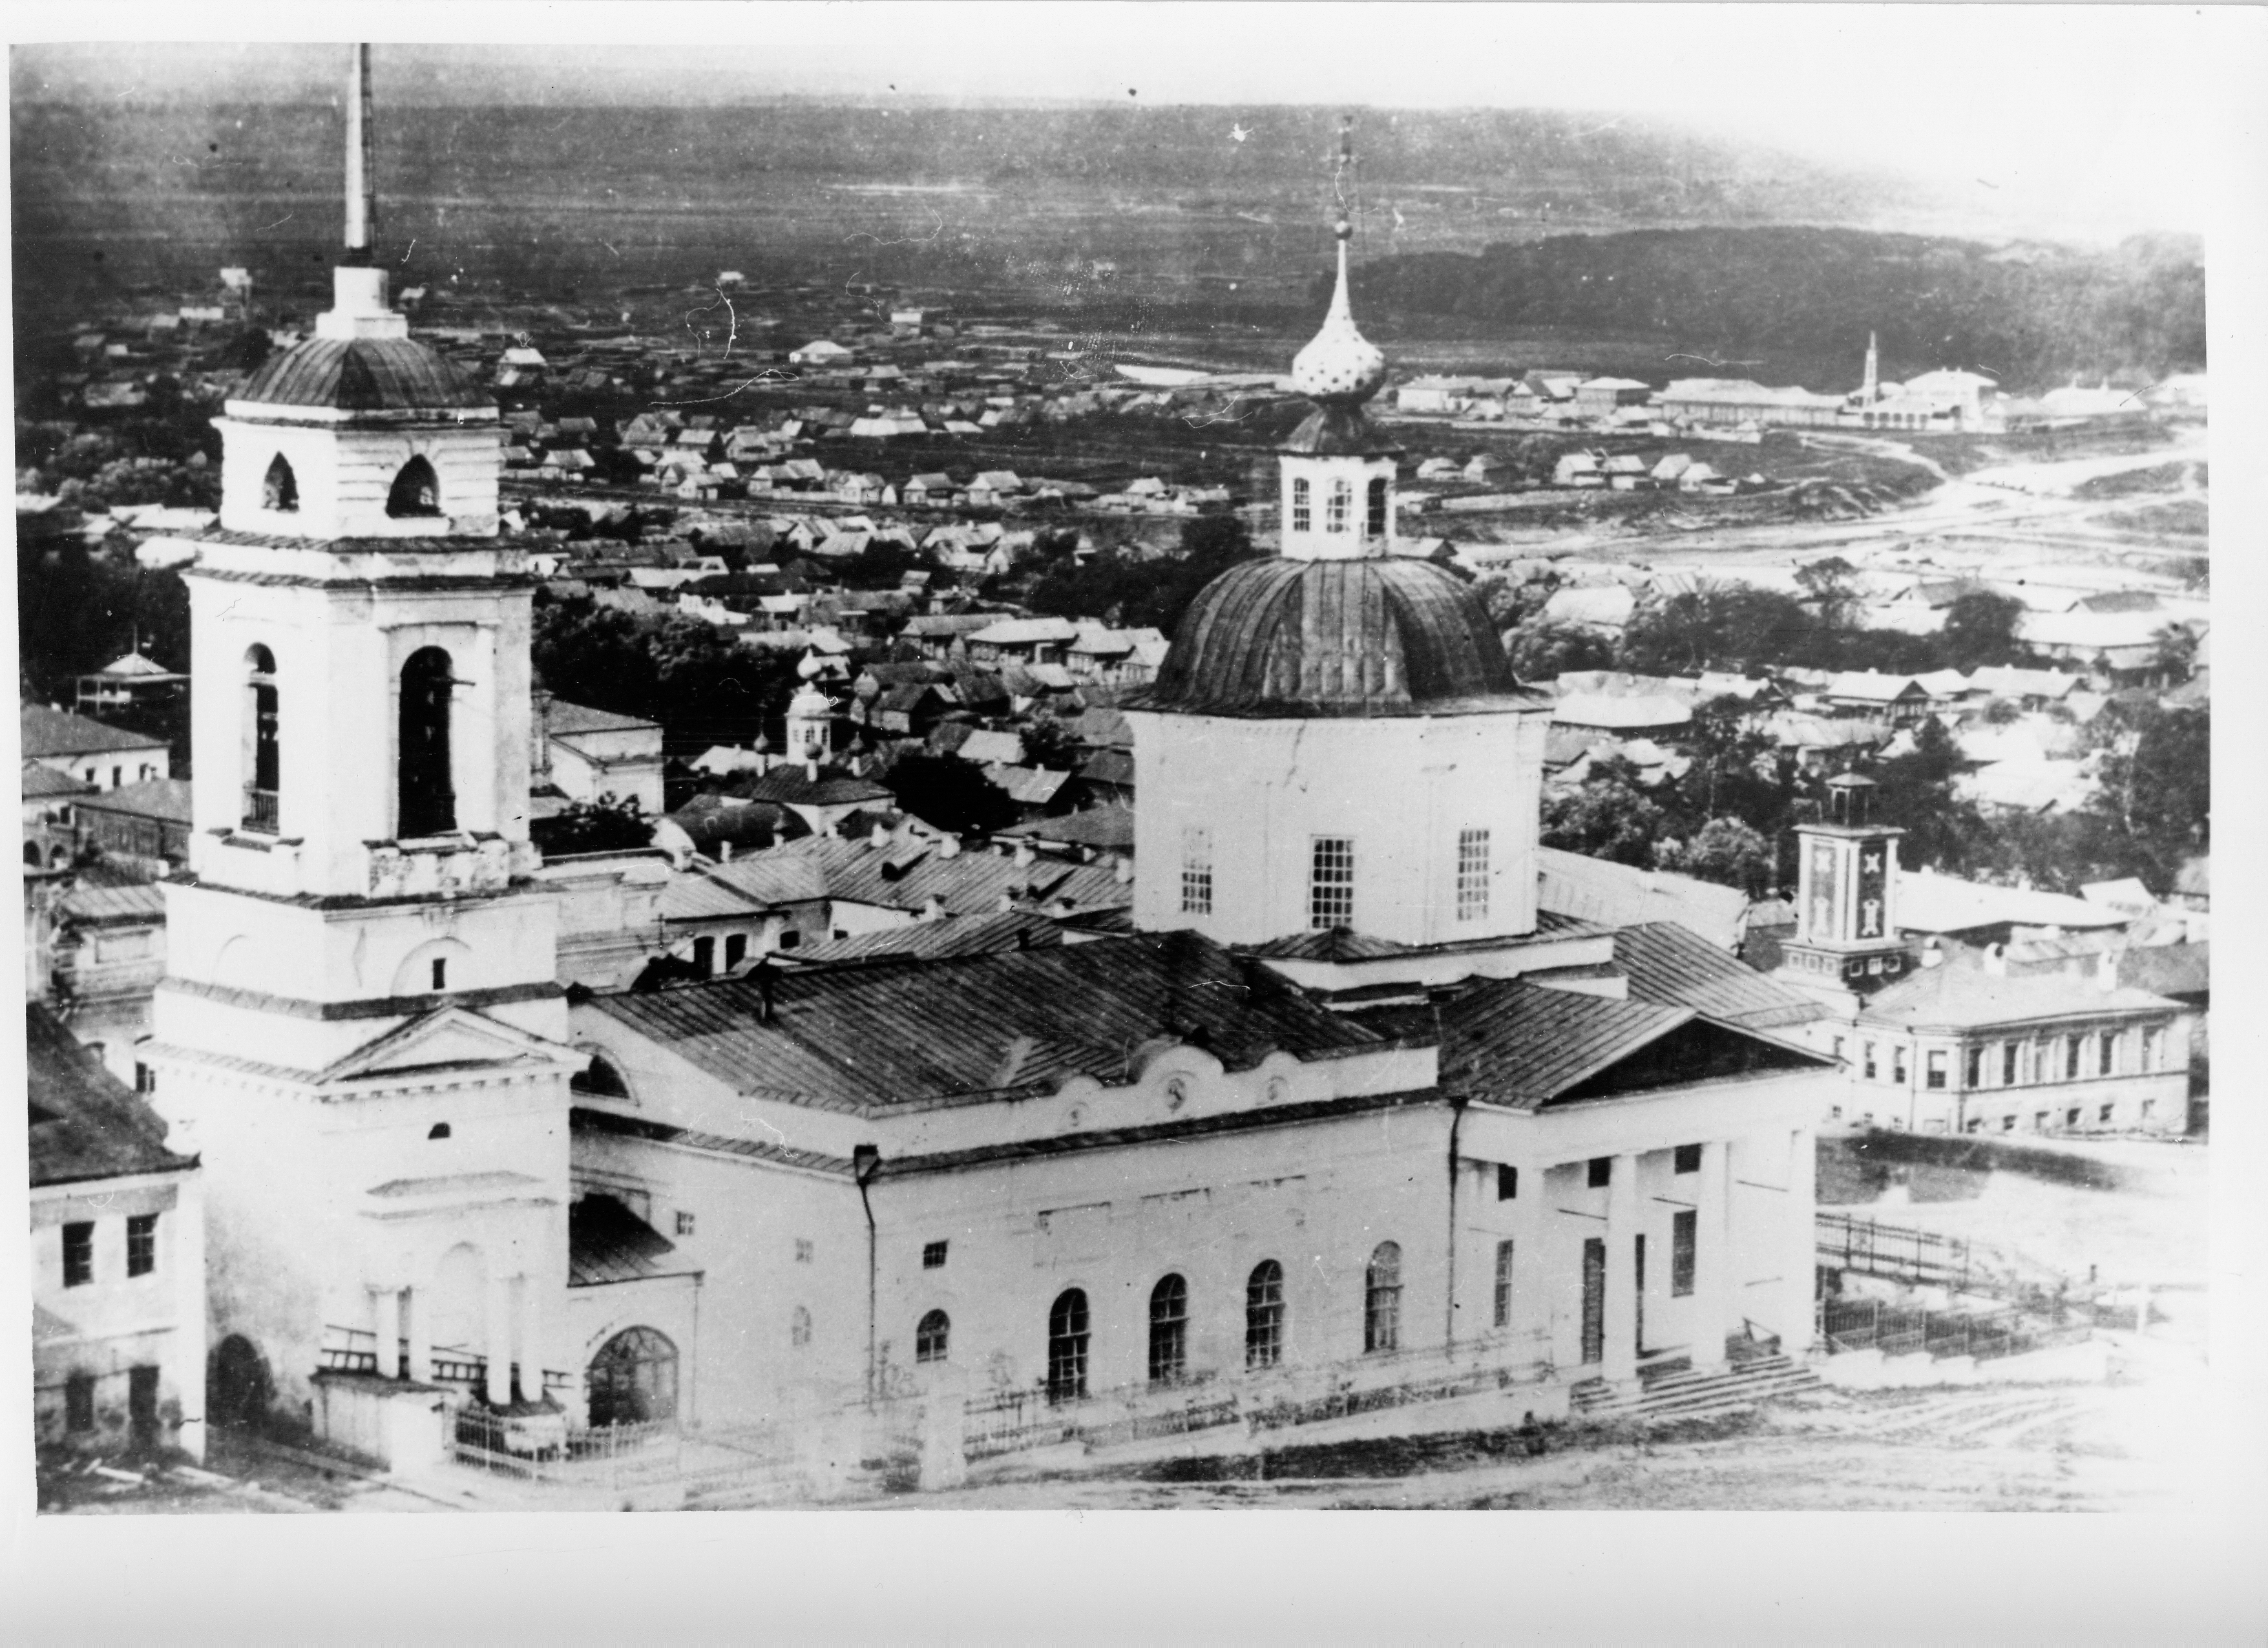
[1867,718,1985,872]
[1617,586,1817,676]
[2089,702,2209,885]
[531,795,653,857]
[2150,624,2199,684]
[1540,757,1668,866]
[1937,590,2026,672]
[1657,817,1776,895]
[883,752,1020,837]
[1504,622,1615,681]
[1795,556,1860,632]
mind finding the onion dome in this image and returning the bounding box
[788,681,833,719]
[237,337,491,413]
[1290,222,1387,408]
[1131,558,1544,719]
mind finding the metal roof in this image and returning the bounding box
[59,876,169,926]
[76,777,193,825]
[568,1194,699,1287]
[1433,976,1695,1110]
[1537,847,1752,950]
[1858,964,2183,1033]
[20,704,168,759]
[546,699,658,736]
[752,834,1131,919]
[581,929,1389,1115]
[1132,557,1548,720]
[28,1002,196,1187]
[20,763,93,798]
[788,909,1064,969]
[236,336,493,412]
[1612,922,1827,1031]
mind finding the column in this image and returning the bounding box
[1783,1126,1818,1358]
[404,1282,433,1384]
[1688,1142,1730,1371]
[483,1272,513,1407]
[1601,1152,1640,1385]
[514,1276,541,1404]
[370,1285,402,1381]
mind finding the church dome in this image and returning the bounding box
[237,336,492,414]
[1289,222,1387,408]
[1134,557,1540,719]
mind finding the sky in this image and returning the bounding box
[10,5,2258,239]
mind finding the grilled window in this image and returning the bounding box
[1325,478,1350,533]
[916,1309,950,1364]
[1492,1239,1515,1329]
[1672,1209,1697,1296]
[1455,828,1490,922]
[1245,1260,1285,1370]
[1363,1242,1403,1354]
[1047,1289,1090,1404]
[1180,825,1212,916]
[922,1240,949,1270]
[1926,1050,1948,1090]
[62,1221,94,1288]
[1308,836,1354,930]
[790,1306,812,1349]
[1148,1274,1189,1386]
[2099,1033,2117,1076]
[1290,476,1311,533]
[126,1214,157,1278]
[1365,475,1389,537]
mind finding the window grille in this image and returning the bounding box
[1926,1050,1948,1090]
[790,1306,812,1348]
[126,1214,156,1278]
[1047,1289,1090,1404]
[1365,476,1388,537]
[1455,829,1489,922]
[1290,476,1311,533]
[1180,826,1212,916]
[1245,1261,1285,1370]
[916,1309,950,1364]
[1308,836,1354,930]
[922,1240,949,1270]
[1363,1243,1402,1353]
[1492,1240,1515,1329]
[2099,1033,2117,1076]
[676,1211,697,1237]
[62,1221,93,1288]
[1326,478,1350,533]
[1672,1209,1697,1296]
[1148,1274,1189,1386]
[794,1238,813,1263]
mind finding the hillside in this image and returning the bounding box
[1349,226,2207,393]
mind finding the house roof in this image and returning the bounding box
[21,704,168,759]
[1895,869,2128,936]
[21,763,93,799]
[1825,671,1925,702]
[1858,963,2182,1032]
[59,875,169,926]
[759,833,1131,918]
[1537,847,1752,949]
[735,768,895,809]
[1431,977,1692,1109]
[788,909,1064,969]
[28,1002,195,1187]
[581,929,1388,1114]
[76,777,193,825]
[547,700,659,737]
[999,806,1136,850]
[1612,922,1827,1031]
[2117,941,2209,1000]
[568,1194,697,1287]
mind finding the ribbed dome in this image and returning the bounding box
[1133,558,1542,719]
[237,337,492,414]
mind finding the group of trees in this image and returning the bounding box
[530,592,810,754]
[1019,515,1258,637]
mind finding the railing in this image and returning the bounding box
[1816,1210,1975,1291]
[241,787,280,834]
[1817,1296,2095,1363]
[316,1326,490,1388]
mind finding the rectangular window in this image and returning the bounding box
[675,1210,696,1237]
[1671,1209,1697,1297]
[126,1214,156,1278]
[134,1061,156,1095]
[1365,476,1389,537]
[1925,1050,1948,1090]
[431,957,448,991]
[1586,1156,1612,1189]
[2033,1111,2048,1131]
[1964,1046,1983,1088]
[1673,1143,1702,1175]
[2099,1033,2117,1077]
[1455,828,1490,922]
[1496,1163,1518,1201]
[2140,1098,2155,1119]
[2065,1037,2083,1081]
[62,1221,94,1288]
[724,933,748,971]
[66,1372,96,1433]
[2099,1103,2116,1125]
[1831,1036,1847,1065]
[692,936,716,976]
[2002,1042,2019,1086]
[1308,836,1354,930]
[922,1240,949,1270]
[129,1365,160,1439]
[1862,1042,1878,1081]
[2141,1026,2163,1071]
[2002,1115,2017,1132]
[1493,1240,1515,1329]
[794,1238,814,1263]
[1290,476,1310,533]
[1325,480,1349,534]
[1180,826,1213,916]
[1891,1046,1908,1084]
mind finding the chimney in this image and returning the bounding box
[2099,945,2123,993]
[997,892,1016,913]
[938,834,961,860]
[919,894,946,922]
[1113,854,1134,885]
[1982,942,2006,977]
[1013,841,1036,869]
[720,839,734,863]
[804,757,819,783]
[871,822,892,849]
[753,958,779,1023]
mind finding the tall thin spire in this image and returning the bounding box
[344,43,376,257]
[1863,330,1880,405]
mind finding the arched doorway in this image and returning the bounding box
[587,1327,678,1428]
[208,1334,273,1430]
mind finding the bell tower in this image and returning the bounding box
[1775,773,1915,1001]
[144,45,578,1451]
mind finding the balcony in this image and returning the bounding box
[241,787,280,834]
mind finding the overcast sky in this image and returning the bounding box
[13,5,2256,239]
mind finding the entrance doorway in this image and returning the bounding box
[1580,1238,1605,1366]
[208,1335,272,1431]
[587,1327,678,1428]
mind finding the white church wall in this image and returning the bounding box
[217,414,500,541]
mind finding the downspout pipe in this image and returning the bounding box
[853,1143,881,1407]
[1445,1095,1469,1349]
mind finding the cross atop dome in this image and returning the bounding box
[320,44,407,343]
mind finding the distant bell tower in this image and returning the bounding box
[1862,332,1880,406]
[1776,773,1913,1000]
[143,45,578,1450]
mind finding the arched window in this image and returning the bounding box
[1246,1260,1285,1370]
[1365,475,1388,537]
[1148,1273,1189,1386]
[262,454,299,512]
[397,648,456,838]
[1290,475,1312,533]
[427,1122,451,1139]
[243,645,279,833]
[1364,1241,1403,1354]
[1046,1287,1089,1405]
[586,1326,678,1428]
[1325,477,1350,533]
[23,843,41,868]
[790,1306,812,1349]
[916,1309,950,1364]
[386,454,442,518]
[572,1056,631,1101]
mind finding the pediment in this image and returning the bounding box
[318,1006,572,1087]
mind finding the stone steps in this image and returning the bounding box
[1571,1355,1822,1424]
